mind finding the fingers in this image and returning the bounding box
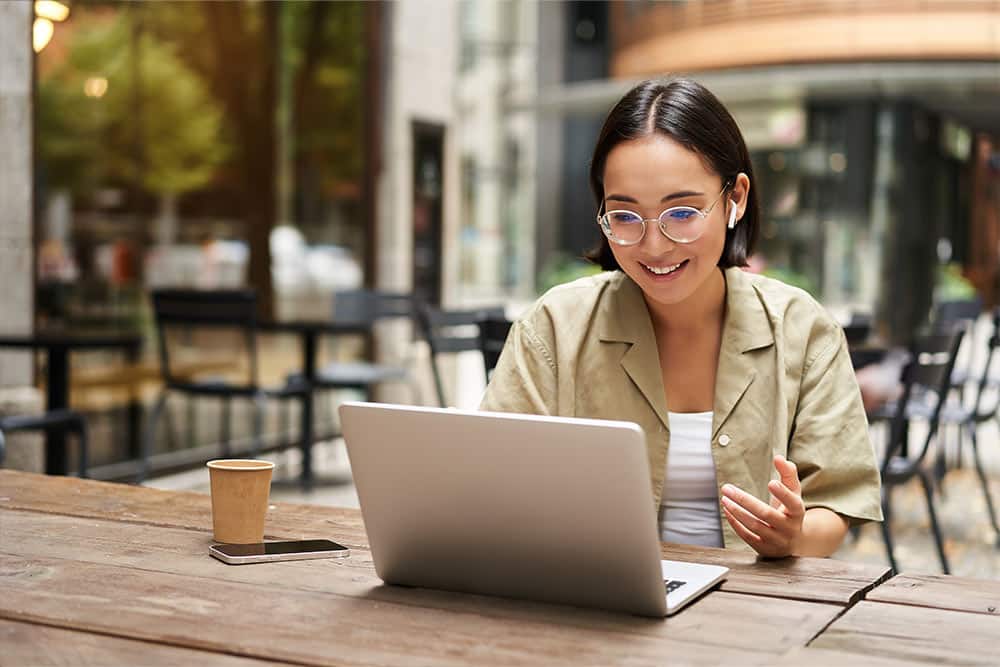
[773,455,802,494]
[721,482,802,558]
[768,479,805,518]
[722,504,764,548]
[721,484,782,526]
[721,495,782,543]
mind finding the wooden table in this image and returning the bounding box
[2,470,996,665]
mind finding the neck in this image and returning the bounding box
[645,267,727,334]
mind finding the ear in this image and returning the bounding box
[728,172,751,229]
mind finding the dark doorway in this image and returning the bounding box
[412,121,444,306]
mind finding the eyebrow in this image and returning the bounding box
[604,190,705,204]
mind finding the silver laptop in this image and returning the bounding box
[338,401,728,617]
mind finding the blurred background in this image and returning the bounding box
[1,0,999,573]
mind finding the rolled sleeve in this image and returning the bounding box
[791,325,883,525]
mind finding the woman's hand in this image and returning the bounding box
[720,455,804,558]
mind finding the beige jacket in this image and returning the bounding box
[481,267,883,550]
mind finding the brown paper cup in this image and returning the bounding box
[207,459,275,543]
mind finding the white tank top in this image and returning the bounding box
[659,411,723,547]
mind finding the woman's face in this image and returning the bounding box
[601,134,747,310]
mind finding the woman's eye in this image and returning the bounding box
[610,212,642,224]
[665,208,697,221]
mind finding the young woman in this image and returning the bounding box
[481,79,881,557]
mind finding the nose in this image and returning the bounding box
[641,219,677,254]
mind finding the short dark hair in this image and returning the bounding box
[585,78,759,270]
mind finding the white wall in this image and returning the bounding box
[0,4,34,387]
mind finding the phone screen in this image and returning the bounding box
[214,539,348,557]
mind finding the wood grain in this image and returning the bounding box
[773,646,932,666]
[0,618,291,667]
[811,600,1000,665]
[866,574,1000,616]
[0,553,836,666]
[0,508,838,642]
[0,471,890,604]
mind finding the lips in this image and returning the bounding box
[640,259,689,278]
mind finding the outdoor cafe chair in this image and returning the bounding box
[299,289,419,401]
[0,408,89,477]
[876,326,964,574]
[139,289,308,483]
[415,304,506,407]
[479,314,513,384]
[933,306,1000,545]
[932,296,982,390]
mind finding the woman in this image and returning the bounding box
[481,79,881,557]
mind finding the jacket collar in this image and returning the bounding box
[597,268,774,436]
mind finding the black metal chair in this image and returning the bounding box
[305,289,419,400]
[932,296,982,388]
[934,306,1000,545]
[415,304,506,407]
[478,314,513,384]
[0,409,89,477]
[878,327,964,574]
[140,289,308,483]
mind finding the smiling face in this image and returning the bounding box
[601,133,746,312]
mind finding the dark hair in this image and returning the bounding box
[585,78,759,270]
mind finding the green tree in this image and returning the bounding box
[37,14,227,197]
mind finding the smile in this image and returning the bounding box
[641,260,687,275]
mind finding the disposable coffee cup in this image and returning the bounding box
[207,459,275,544]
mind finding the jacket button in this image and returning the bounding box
[718,434,731,447]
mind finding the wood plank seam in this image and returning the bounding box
[802,565,896,648]
[0,610,316,667]
[0,616,308,667]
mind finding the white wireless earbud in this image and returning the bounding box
[727,201,739,229]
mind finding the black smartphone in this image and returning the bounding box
[209,539,350,565]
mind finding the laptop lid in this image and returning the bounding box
[338,401,670,616]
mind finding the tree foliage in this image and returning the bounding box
[37,12,227,196]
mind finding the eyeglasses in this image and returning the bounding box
[596,184,729,246]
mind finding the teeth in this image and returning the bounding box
[642,261,684,275]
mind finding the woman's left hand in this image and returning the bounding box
[720,455,805,558]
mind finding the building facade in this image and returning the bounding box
[520,0,1000,343]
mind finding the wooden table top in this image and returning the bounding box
[0,469,989,666]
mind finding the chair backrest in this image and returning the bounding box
[479,315,513,382]
[843,323,871,346]
[332,289,415,326]
[931,297,982,333]
[150,289,258,389]
[416,304,507,407]
[971,306,1000,418]
[882,327,964,469]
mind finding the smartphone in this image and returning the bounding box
[209,539,350,565]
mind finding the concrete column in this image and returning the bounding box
[0,3,34,387]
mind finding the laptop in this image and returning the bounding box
[338,401,728,617]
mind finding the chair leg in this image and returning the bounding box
[431,355,447,408]
[220,396,232,458]
[139,392,169,484]
[280,398,291,448]
[918,469,951,575]
[251,393,267,459]
[0,428,6,467]
[187,396,197,448]
[967,421,1000,544]
[879,488,900,575]
[73,416,89,479]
